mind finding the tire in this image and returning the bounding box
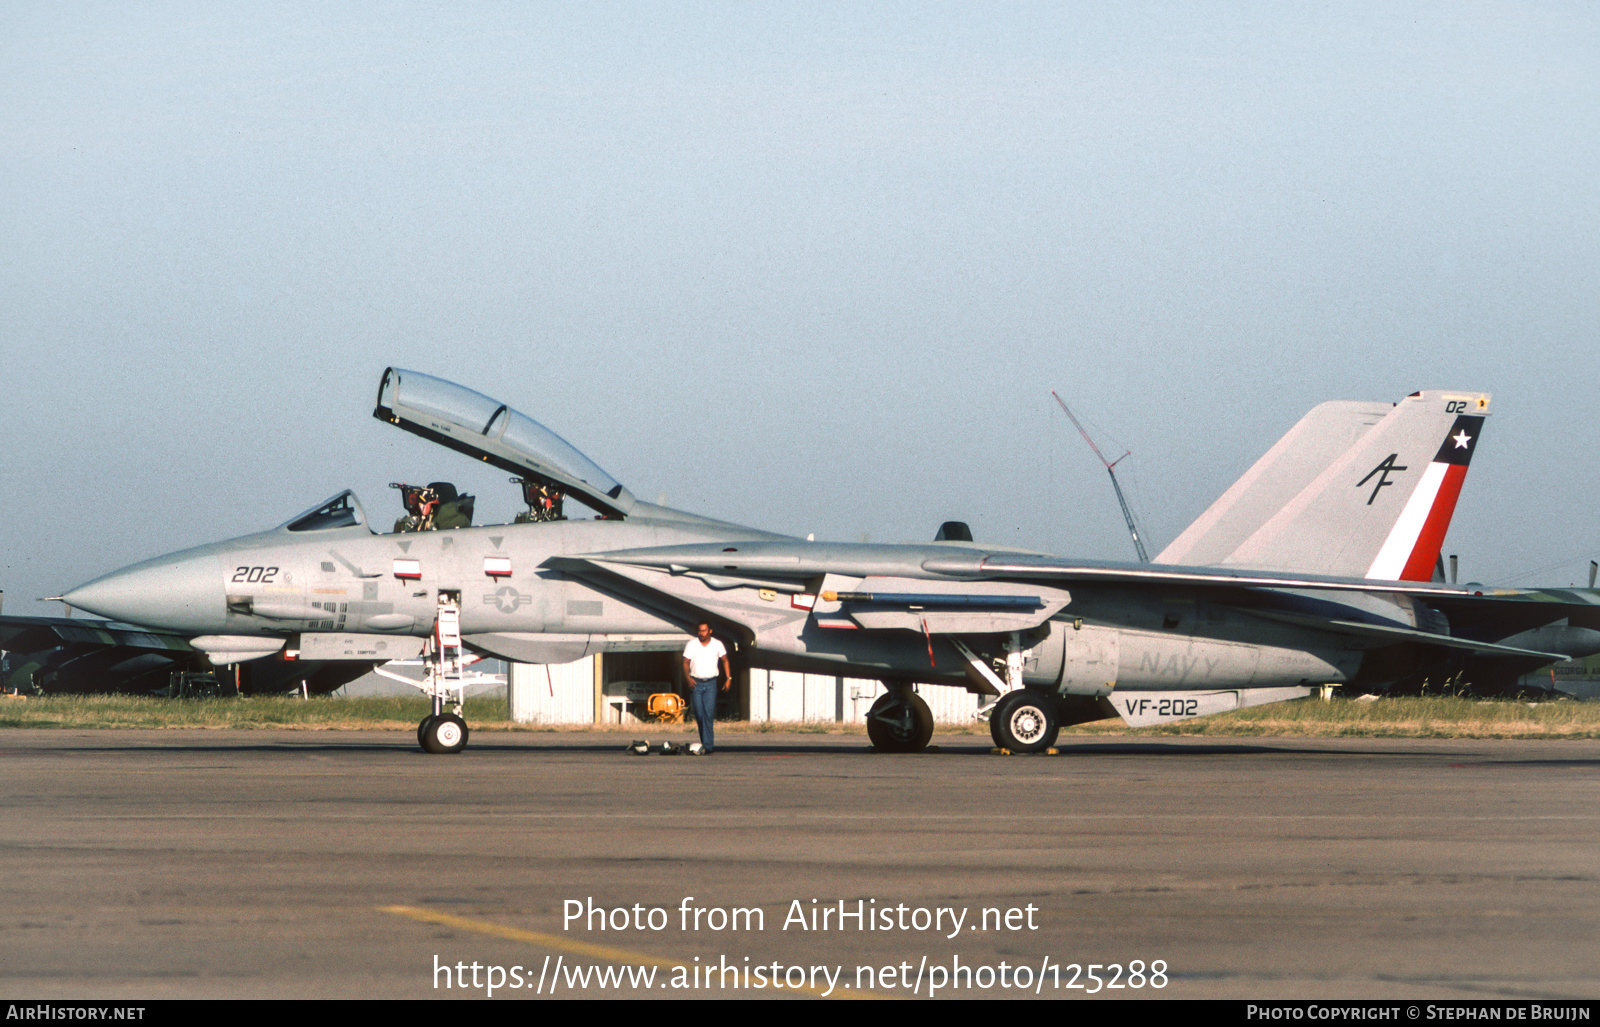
[865,691,934,753]
[417,715,436,749]
[421,713,469,754]
[988,706,1007,750]
[990,689,1059,753]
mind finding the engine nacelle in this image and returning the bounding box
[1024,619,1359,695]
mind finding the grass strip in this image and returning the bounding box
[1061,695,1600,739]
[0,694,1597,738]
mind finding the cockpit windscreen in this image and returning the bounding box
[281,491,367,532]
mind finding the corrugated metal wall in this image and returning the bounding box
[747,668,981,725]
[507,658,594,724]
[508,659,984,727]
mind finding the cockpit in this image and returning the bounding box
[277,371,637,536]
[373,367,636,522]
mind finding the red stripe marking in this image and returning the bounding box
[1399,463,1469,581]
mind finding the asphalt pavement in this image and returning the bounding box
[1,729,1595,1000]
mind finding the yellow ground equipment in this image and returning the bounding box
[645,692,686,723]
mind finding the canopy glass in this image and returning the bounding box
[375,368,634,517]
[279,490,367,532]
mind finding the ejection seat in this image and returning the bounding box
[512,477,566,523]
[390,481,475,533]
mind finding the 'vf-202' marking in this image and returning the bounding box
[1121,697,1200,718]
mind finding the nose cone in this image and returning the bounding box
[63,549,225,632]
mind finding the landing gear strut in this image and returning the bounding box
[420,594,469,753]
[406,655,467,751]
[866,687,934,753]
[376,593,472,754]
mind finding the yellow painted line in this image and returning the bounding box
[379,904,884,999]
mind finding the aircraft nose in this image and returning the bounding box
[63,550,224,632]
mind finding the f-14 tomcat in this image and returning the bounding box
[61,370,1599,754]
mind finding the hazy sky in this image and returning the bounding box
[3,2,1597,613]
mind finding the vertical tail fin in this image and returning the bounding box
[1156,391,1489,580]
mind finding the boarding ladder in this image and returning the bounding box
[428,593,466,718]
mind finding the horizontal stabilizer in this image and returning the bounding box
[1243,610,1568,661]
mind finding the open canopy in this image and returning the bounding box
[374,368,636,519]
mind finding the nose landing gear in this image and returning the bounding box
[374,593,474,754]
[419,710,469,754]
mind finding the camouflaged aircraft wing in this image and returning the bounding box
[0,615,196,655]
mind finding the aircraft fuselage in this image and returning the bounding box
[64,505,1395,697]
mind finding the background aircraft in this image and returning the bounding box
[58,369,1592,753]
[0,613,376,697]
[1,615,200,696]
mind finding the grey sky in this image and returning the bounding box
[3,2,1597,613]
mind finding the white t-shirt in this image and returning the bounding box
[683,637,727,679]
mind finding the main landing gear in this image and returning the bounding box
[988,688,1060,753]
[865,686,934,753]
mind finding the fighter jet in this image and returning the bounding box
[60,369,1586,754]
[0,614,384,696]
[1,616,199,695]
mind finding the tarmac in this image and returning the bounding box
[1,729,1596,1000]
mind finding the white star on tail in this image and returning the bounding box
[1452,430,1472,449]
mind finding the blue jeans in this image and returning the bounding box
[691,678,718,751]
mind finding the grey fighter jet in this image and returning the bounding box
[61,370,1589,754]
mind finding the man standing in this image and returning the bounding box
[681,622,730,754]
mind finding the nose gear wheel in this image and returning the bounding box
[421,712,469,754]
